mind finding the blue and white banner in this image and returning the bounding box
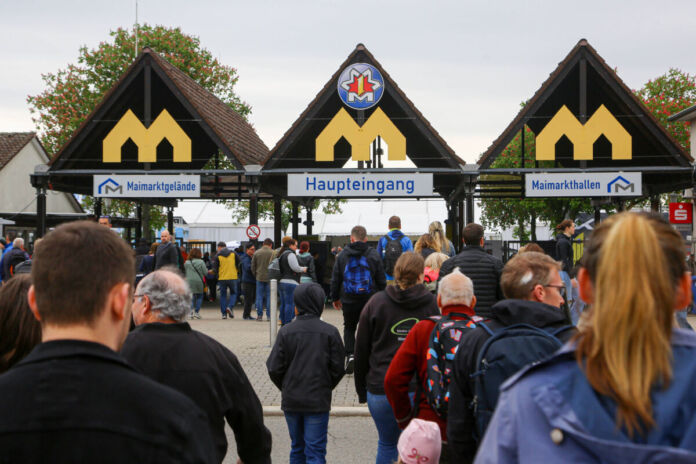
[288,173,433,197]
[525,172,642,197]
[93,175,200,198]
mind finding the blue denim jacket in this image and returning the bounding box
[475,329,696,464]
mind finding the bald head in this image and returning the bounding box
[438,268,474,307]
[135,268,191,323]
[160,230,171,243]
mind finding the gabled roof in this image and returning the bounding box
[478,39,691,169]
[669,104,696,122]
[0,132,35,170]
[51,48,267,172]
[263,43,463,170]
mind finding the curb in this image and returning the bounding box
[263,406,370,417]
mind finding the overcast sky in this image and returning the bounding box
[2,0,695,165]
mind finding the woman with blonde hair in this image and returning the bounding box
[423,252,449,293]
[475,212,696,463]
[428,221,455,257]
[414,233,439,259]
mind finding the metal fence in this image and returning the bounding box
[500,239,587,265]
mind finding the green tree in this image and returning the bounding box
[635,68,696,154]
[27,25,252,235]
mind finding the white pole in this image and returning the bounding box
[270,279,278,346]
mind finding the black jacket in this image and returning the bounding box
[2,247,28,280]
[555,232,574,273]
[266,298,345,412]
[354,284,439,401]
[155,241,179,270]
[447,299,576,463]
[438,245,504,318]
[330,241,386,304]
[0,340,215,464]
[121,323,271,464]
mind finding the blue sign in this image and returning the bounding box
[337,63,385,110]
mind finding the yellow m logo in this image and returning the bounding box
[315,107,406,162]
[103,109,191,163]
[536,105,631,160]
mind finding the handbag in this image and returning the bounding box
[192,261,207,293]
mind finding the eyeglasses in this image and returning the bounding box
[133,294,146,303]
[544,284,566,297]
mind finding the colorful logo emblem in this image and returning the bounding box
[337,63,385,110]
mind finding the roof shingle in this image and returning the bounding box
[0,133,35,170]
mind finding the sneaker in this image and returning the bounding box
[189,312,194,320]
[345,355,355,375]
[194,313,202,320]
[222,314,227,320]
[256,315,263,321]
[226,308,234,319]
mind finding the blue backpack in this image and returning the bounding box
[343,254,373,295]
[471,322,573,440]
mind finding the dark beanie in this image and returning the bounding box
[293,283,325,316]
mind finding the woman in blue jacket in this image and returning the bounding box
[475,212,696,463]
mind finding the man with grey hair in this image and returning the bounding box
[384,268,480,460]
[2,237,29,282]
[122,268,272,464]
[447,251,576,462]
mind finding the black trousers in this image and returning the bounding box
[242,282,256,318]
[342,296,370,357]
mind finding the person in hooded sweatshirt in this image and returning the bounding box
[331,225,386,374]
[447,250,575,463]
[555,219,575,319]
[475,212,696,464]
[354,252,440,464]
[266,283,345,464]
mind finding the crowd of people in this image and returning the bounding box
[0,212,695,463]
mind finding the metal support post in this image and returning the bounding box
[270,279,278,346]
[274,196,282,246]
[291,201,299,237]
[249,194,259,226]
[95,198,103,219]
[135,203,142,242]
[465,193,475,225]
[305,205,313,236]
[36,187,47,238]
[167,207,174,235]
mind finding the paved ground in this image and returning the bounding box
[191,299,361,408]
[191,299,696,463]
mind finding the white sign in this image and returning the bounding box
[93,175,200,198]
[288,173,433,197]
[525,172,642,197]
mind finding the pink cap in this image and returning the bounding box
[397,419,441,463]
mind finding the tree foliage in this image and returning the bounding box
[27,25,252,235]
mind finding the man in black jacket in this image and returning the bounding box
[330,225,386,374]
[438,223,503,318]
[0,221,215,463]
[155,229,179,270]
[267,283,345,463]
[447,251,575,463]
[122,269,272,464]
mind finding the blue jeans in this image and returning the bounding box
[284,412,329,464]
[367,392,401,464]
[256,280,271,317]
[279,282,298,325]
[191,293,203,313]
[219,279,238,315]
[676,310,694,331]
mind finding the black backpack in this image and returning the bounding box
[383,236,403,276]
[423,313,482,418]
[471,322,573,440]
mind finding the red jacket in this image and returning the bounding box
[384,304,476,442]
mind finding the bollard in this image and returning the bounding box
[270,279,278,346]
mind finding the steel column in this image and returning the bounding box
[274,196,282,246]
[36,187,46,238]
[291,202,299,237]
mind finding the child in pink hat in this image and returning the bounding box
[397,419,441,463]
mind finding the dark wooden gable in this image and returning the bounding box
[263,44,463,170]
[48,48,268,193]
[478,40,691,174]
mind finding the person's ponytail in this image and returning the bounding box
[576,213,683,436]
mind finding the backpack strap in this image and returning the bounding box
[477,320,494,336]
[550,325,575,338]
